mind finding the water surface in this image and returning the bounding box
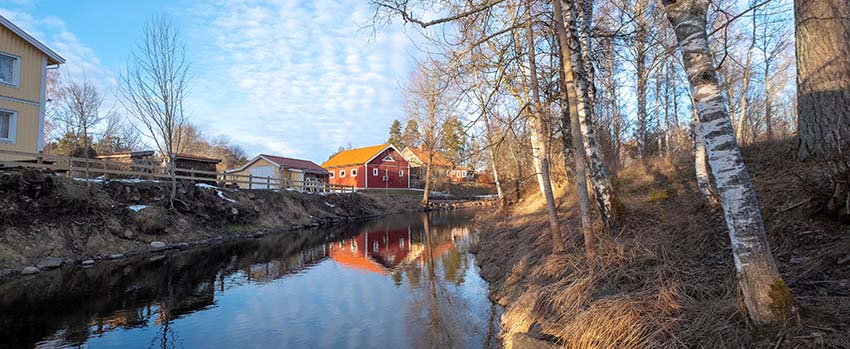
[0,210,500,348]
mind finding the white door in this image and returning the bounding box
[250,166,275,189]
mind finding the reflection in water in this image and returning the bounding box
[0,210,500,349]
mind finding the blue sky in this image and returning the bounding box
[0,0,421,163]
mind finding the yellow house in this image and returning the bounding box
[225,154,329,190]
[0,14,65,161]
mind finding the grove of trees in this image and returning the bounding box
[369,0,849,328]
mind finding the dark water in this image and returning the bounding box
[0,210,501,349]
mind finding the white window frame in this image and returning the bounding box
[0,52,21,87]
[382,155,395,162]
[339,169,346,177]
[351,169,357,177]
[373,168,379,176]
[0,109,17,144]
[329,171,334,178]
[398,169,404,177]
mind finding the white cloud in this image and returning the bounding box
[185,0,418,162]
[0,8,113,92]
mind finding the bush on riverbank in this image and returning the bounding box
[475,140,850,348]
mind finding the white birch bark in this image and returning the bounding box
[562,0,620,223]
[662,0,791,326]
[692,107,720,208]
[526,0,565,253]
[553,0,595,260]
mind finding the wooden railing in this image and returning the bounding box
[0,150,354,193]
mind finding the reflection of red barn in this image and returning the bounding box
[329,227,412,274]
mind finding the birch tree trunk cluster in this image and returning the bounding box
[371,0,847,327]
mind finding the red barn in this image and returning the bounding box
[322,144,410,189]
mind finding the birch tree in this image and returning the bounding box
[553,0,594,259]
[525,0,565,253]
[119,14,190,208]
[561,0,620,223]
[661,0,793,326]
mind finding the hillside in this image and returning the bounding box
[474,141,850,348]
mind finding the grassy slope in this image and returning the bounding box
[475,141,849,348]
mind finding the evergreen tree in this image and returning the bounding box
[402,119,422,148]
[387,119,404,148]
[441,116,467,166]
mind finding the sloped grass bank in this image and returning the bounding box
[475,141,850,348]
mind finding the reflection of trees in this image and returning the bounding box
[0,211,491,348]
[0,223,362,347]
[405,212,481,348]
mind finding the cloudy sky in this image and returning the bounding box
[0,0,422,163]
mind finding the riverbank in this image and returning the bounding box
[474,141,850,348]
[0,169,492,278]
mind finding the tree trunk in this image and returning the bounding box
[423,157,433,205]
[635,0,649,159]
[526,0,565,253]
[764,59,773,142]
[794,0,850,159]
[509,139,523,201]
[736,24,756,145]
[553,0,594,260]
[663,0,792,327]
[561,0,620,223]
[484,114,507,207]
[664,60,672,157]
[693,106,720,208]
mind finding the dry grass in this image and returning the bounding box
[476,140,850,348]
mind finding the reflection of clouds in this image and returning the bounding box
[26,212,492,348]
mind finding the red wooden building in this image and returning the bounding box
[321,144,410,189]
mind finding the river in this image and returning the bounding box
[0,209,501,349]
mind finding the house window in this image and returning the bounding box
[373,168,378,176]
[383,155,395,161]
[373,241,379,252]
[351,169,357,177]
[0,53,20,87]
[399,170,404,177]
[400,238,405,248]
[329,171,335,178]
[339,170,346,177]
[0,110,16,143]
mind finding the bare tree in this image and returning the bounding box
[119,14,190,208]
[54,75,106,155]
[404,59,455,205]
[553,0,593,259]
[525,0,565,254]
[662,0,793,326]
[95,111,142,154]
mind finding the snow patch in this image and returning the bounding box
[217,191,237,203]
[195,183,218,189]
[128,205,148,212]
[324,202,335,208]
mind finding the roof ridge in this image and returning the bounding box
[0,14,65,64]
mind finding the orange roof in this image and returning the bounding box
[331,251,388,275]
[405,146,452,167]
[322,144,390,168]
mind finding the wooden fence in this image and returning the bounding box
[0,150,354,193]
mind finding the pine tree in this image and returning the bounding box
[402,119,422,148]
[387,119,405,148]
